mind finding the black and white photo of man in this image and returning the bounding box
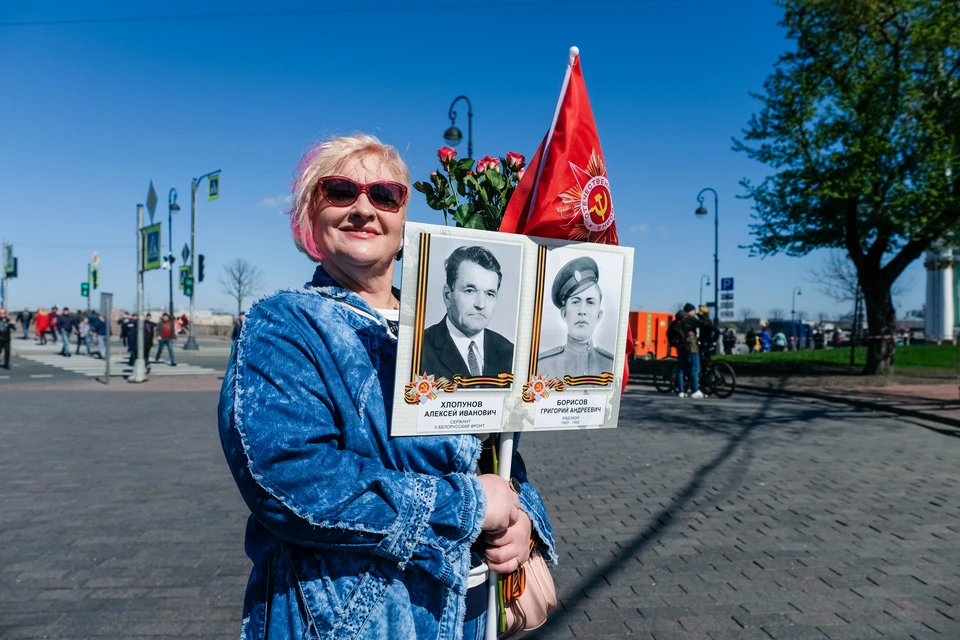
[420,244,515,383]
[538,255,615,380]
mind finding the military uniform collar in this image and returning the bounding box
[565,336,595,353]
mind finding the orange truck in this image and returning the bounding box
[630,311,675,360]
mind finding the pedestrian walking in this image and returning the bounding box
[154,313,177,366]
[76,317,93,356]
[723,328,736,355]
[0,308,16,369]
[745,327,756,353]
[118,312,130,347]
[15,308,33,340]
[124,314,138,365]
[759,326,771,352]
[179,313,189,336]
[35,308,50,345]
[57,308,76,356]
[94,314,108,359]
[143,313,156,362]
[49,307,59,344]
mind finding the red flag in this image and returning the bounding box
[501,47,634,390]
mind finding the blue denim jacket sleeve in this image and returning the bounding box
[219,294,486,590]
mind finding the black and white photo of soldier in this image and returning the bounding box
[419,242,519,385]
[537,254,619,381]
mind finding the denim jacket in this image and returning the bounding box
[219,266,556,640]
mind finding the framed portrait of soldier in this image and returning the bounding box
[530,246,625,387]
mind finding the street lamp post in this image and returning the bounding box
[183,170,220,351]
[695,188,719,343]
[167,189,180,340]
[699,275,711,308]
[792,286,802,322]
[443,96,473,159]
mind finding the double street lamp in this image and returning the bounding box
[183,169,220,351]
[443,95,473,159]
[695,188,719,333]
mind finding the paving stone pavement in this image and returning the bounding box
[0,386,957,639]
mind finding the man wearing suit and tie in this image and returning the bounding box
[537,255,615,382]
[420,245,515,385]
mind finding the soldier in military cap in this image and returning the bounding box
[537,255,615,382]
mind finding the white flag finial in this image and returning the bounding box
[569,46,579,63]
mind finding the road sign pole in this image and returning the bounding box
[1,239,8,312]
[100,292,113,385]
[130,204,148,383]
[184,180,199,350]
[86,263,91,314]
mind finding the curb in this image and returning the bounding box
[737,383,960,431]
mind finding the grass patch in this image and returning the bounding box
[718,344,959,370]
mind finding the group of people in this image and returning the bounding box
[668,303,719,398]
[7,306,110,359]
[117,312,178,367]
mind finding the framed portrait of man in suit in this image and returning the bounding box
[414,235,522,389]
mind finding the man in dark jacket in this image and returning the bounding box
[57,308,77,357]
[0,308,16,369]
[143,313,156,362]
[125,314,139,365]
[679,304,704,398]
[15,308,32,340]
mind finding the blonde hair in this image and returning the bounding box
[288,134,410,262]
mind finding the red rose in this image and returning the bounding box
[437,147,457,166]
[515,168,526,181]
[506,151,525,171]
[476,155,500,173]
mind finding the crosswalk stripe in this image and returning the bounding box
[15,342,219,377]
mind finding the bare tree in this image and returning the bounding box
[220,259,264,315]
[796,310,808,322]
[808,250,910,303]
[769,308,785,321]
[816,311,829,324]
[739,306,755,322]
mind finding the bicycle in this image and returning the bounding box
[652,353,736,399]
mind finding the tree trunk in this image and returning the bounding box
[862,280,896,375]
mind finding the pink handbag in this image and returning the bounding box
[499,541,557,638]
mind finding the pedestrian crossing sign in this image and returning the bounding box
[208,173,220,200]
[142,224,162,271]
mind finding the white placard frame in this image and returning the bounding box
[391,222,634,436]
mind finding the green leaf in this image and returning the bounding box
[413,181,435,196]
[465,214,486,230]
[464,174,481,192]
[486,170,505,190]
[455,203,475,226]
[457,158,475,172]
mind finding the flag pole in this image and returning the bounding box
[483,46,579,640]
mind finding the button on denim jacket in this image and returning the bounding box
[219,267,557,640]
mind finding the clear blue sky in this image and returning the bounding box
[0,0,924,318]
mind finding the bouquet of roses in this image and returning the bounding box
[414,147,526,232]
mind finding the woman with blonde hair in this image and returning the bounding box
[219,134,555,639]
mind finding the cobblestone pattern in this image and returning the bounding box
[0,388,957,639]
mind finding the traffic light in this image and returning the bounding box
[81,282,90,297]
[91,268,99,289]
[184,277,194,297]
[198,254,205,282]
